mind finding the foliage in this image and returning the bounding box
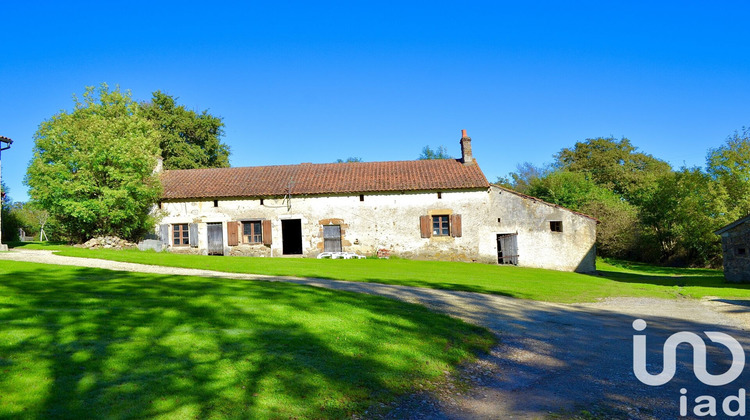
[496,162,549,194]
[141,91,230,170]
[555,137,671,206]
[706,127,750,219]
[418,145,452,160]
[499,131,746,267]
[525,171,641,259]
[0,182,22,242]
[5,201,52,241]
[26,84,161,242]
[335,157,363,163]
[639,169,727,266]
[0,260,493,419]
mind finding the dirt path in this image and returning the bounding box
[2,249,749,419]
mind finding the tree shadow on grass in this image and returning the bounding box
[0,265,492,419]
[593,263,743,291]
[339,283,750,419]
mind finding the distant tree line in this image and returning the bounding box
[497,131,750,267]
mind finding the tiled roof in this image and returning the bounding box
[161,159,489,199]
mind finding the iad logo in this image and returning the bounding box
[632,319,747,417]
[633,319,745,386]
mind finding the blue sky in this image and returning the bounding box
[1,1,749,202]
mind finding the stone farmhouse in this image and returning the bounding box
[156,131,598,272]
[715,215,750,282]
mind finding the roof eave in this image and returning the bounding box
[715,215,750,235]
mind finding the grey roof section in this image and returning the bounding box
[714,214,750,235]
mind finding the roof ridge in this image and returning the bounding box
[162,158,465,173]
[161,158,489,199]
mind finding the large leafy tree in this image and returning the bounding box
[26,84,161,242]
[141,91,230,170]
[555,137,671,205]
[707,127,750,219]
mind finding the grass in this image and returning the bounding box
[0,260,494,419]
[11,241,740,303]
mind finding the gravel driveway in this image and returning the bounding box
[2,249,749,419]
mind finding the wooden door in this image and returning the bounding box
[323,225,342,252]
[207,222,224,255]
[497,233,518,265]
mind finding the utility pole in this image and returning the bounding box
[0,136,13,251]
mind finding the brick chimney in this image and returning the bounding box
[460,129,474,165]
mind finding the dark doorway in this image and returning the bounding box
[323,225,342,252]
[497,233,518,265]
[207,222,224,255]
[282,219,303,255]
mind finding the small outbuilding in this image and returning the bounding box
[715,215,750,283]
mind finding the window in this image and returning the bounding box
[432,215,450,236]
[243,221,263,244]
[359,194,364,202]
[172,224,189,246]
[213,200,219,207]
[738,248,747,256]
[260,198,264,205]
[550,221,563,233]
[437,192,442,199]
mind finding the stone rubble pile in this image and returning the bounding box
[78,236,136,250]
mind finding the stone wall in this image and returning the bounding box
[156,186,597,272]
[486,186,597,272]
[720,221,750,283]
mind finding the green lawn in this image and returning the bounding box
[8,242,745,302]
[10,242,741,303]
[0,260,494,419]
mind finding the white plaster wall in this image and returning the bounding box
[157,186,597,272]
[484,186,597,272]
[159,189,491,260]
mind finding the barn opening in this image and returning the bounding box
[497,233,518,265]
[282,219,303,255]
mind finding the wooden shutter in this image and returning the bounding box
[159,224,170,246]
[450,214,462,237]
[227,221,239,246]
[262,219,272,245]
[420,215,431,238]
[188,223,198,247]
